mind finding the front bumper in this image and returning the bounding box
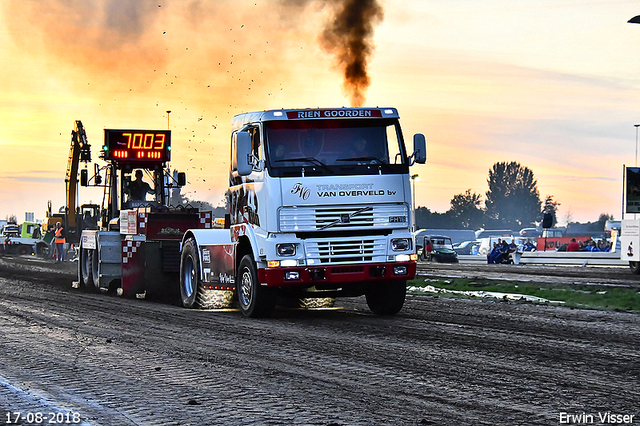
[258,261,416,287]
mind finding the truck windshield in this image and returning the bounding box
[264,118,408,177]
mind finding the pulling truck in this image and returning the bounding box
[179,107,426,317]
[76,128,212,300]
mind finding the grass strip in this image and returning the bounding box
[407,278,640,312]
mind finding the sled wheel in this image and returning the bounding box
[80,248,94,290]
[90,248,102,291]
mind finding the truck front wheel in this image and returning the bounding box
[180,238,201,308]
[237,254,275,318]
[365,280,407,315]
[630,262,640,275]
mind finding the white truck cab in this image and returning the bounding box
[180,107,426,317]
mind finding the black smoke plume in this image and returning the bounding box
[282,0,384,106]
[319,0,384,107]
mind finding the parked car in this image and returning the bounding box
[519,228,541,238]
[453,240,480,255]
[474,229,515,239]
[418,235,459,263]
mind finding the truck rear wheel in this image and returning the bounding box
[630,262,640,275]
[180,238,201,308]
[365,280,407,315]
[237,254,275,318]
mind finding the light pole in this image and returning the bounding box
[628,17,640,221]
[411,174,419,217]
[635,124,640,167]
[629,17,640,161]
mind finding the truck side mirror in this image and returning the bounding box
[80,169,88,186]
[94,163,102,185]
[236,131,253,176]
[412,134,427,165]
[177,172,186,186]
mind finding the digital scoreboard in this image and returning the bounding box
[103,129,171,162]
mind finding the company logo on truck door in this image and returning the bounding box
[291,183,311,200]
[314,183,391,198]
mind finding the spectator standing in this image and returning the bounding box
[424,238,433,261]
[567,238,580,252]
[54,222,65,263]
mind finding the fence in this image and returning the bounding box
[458,251,627,267]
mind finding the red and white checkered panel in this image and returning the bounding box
[199,211,212,229]
[121,238,146,297]
[137,212,148,234]
[122,240,142,263]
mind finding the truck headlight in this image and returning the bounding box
[391,238,411,251]
[276,243,296,256]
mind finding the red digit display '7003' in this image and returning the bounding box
[103,129,171,162]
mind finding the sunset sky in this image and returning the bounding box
[1,0,640,226]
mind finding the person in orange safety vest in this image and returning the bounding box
[54,222,66,263]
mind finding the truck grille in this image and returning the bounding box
[279,204,408,232]
[306,237,387,264]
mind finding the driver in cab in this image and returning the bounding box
[344,137,386,164]
[126,170,154,202]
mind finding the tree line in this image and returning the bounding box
[415,161,611,232]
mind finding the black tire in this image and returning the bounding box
[36,243,48,257]
[630,262,640,275]
[237,254,275,318]
[365,280,406,315]
[180,238,201,308]
[91,248,102,291]
[80,248,94,291]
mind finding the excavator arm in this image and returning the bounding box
[65,120,91,229]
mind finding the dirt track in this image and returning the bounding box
[0,256,638,426]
